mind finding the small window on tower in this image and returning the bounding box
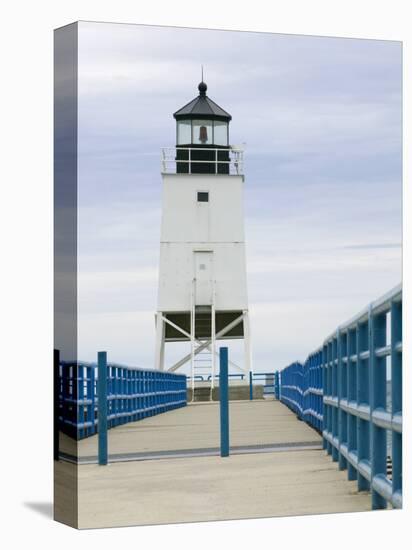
[197,192,209,202]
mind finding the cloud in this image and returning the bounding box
[75,22,402,371]
[341,243,401,250]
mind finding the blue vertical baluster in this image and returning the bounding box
[337,329,346,470]
[326,342,332,455]
[109,365,114,429]
[347,328,357,480]
[370,307,387,509]
[155,371,159,415]
[279,370,282,402]
[60,364,66,437]
[119,366,123,424]
[90,365,96,436]
[111,365,115,427]
[130,369,134,420]
[357,320,370,491]
[54,349,60,460]
[143,371,147,418]
[121,367,125,425]
[73,364,79,440]
[134,370,138,419]
[98,351,108,465]
[319,350,323,432]
[84,366,90,437]
[78,364,85,440]
[391,298,402,506]
[142,370,145,418]
[322,344,328,451]
[274,371,279,400]
[220,347,230,457]
[331,337,338,462]
[329,341,333,454]
[341,332,348,468]
[249,371,253,400]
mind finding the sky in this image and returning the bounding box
[77,22,402,373]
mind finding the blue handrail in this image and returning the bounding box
[279,284,402,510]
[57,362,187,440]
[206,373,245,381]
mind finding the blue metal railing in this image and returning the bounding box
[274,371,280,400]
[206,373,245,381]
[277,362,304,418]
[57,361,187,440]
[279,354,323,432]
[279,284,402,510]
[248,371,278,399]
[219,348,230,457]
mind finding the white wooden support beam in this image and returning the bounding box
[210,281,216,394]
[243,309,252,377]
[168,312,245,372]
[154,312,165,371]
[190,278,195,399]
[161,315,192,340]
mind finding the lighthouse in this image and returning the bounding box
[155,79,251,399]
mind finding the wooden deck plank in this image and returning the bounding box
[60,400,322,458]
[56,400,371,528]
[61,449,370,528]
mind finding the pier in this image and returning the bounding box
[55,400,370,528]
[54,284,402,529]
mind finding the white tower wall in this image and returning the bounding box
[158,173,248,312]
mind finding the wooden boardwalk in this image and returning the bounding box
[60,400,322,460]
[56,400,371,528]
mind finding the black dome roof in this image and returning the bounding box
[173,81,232,122]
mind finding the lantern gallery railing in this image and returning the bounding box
[160,147,244,175]
[57,361,187,440]
[279,284,402,510]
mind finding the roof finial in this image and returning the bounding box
[198,66,207,96]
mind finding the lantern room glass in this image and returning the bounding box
[213,121,229,146]
[177,120,192,145]
[177,119,230,146]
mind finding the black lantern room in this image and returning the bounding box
[173,81,232,174]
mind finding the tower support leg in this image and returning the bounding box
[210,283,216,400]
[243,310,252,379]
[154,312,165,371]
[190,280,195,401]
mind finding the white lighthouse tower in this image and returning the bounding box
[155,79,251,399]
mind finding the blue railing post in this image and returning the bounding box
[249,371,253,400]
[357,319,370,491]
[327,342,333,455]
[347,328,357,480]
[370,307,387,509]
[322,345,328,451]
[337,329,346,470]
[274,371,280,400]
[78,365,85,439]
[391,299,402,504]
[98,351,108,465]
[331,337,338,461]
[54,349,60,461]
[220,347,229,457]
